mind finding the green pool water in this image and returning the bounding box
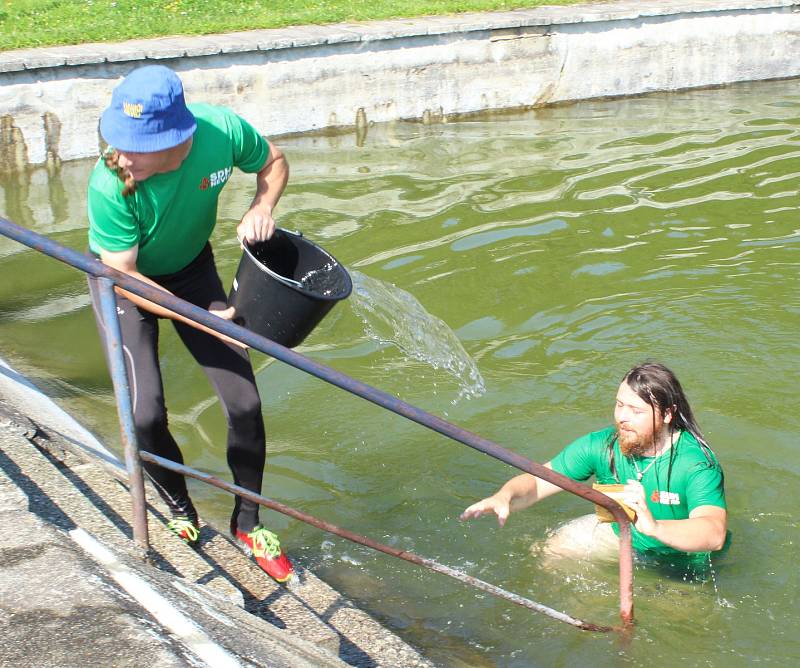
[1,79,798,666]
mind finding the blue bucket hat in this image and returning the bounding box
[100,65,197,153]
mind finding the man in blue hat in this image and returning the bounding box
[87,65,293,582]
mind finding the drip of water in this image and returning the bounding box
[349,270,485,402]
[706,557,735,608]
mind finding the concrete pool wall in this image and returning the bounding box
[0,0,799,168]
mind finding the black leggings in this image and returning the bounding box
[89,244,265,533]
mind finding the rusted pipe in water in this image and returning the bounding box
[141,451,613,632]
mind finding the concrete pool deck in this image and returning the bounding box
[1,0,799,168]
[0,354,435,667]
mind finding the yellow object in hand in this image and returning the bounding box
[592,483,637,523]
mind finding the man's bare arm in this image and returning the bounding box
[460,462,564,527]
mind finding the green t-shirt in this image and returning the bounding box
[87,103,269,276]
[550,426,726,555]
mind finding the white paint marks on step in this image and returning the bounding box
[69,528,242,668]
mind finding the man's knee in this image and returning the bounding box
[538,513,620,562]
[225,392,262,429]
[133,404,169,444]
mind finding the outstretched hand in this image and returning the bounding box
[460,495,511,527]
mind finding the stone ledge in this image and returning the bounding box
[0,1,795,72]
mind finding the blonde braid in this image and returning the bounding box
[103,150,137,197]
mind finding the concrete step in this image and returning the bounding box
[71,460,247,606]
[199,523,436,667]
[74,463,350,654]
[0,433,348,667]
[0,400,434,667]
[0,412,342,652]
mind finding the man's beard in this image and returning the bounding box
[616,427,653,457]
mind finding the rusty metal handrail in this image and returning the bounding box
[141,451,612,632]
[0,216,634,628]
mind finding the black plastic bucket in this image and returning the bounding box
[227,229,352,348]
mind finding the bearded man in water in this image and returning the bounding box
[461,362,727,561]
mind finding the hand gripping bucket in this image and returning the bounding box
[228,229,352,348]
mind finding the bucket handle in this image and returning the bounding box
[237,233,305,289]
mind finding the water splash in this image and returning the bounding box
[349,270,485,402]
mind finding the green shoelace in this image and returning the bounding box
[167,516,199,544]
[248,526,282,559]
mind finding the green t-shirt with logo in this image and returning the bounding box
[550,426,726,555]
[87,103,269,276]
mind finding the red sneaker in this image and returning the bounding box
[233,525,294,583]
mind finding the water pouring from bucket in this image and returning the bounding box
[228,228,352,348]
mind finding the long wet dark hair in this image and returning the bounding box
[103,149,137,197]
[608,361,714,488]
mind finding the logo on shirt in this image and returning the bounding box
[651,490,680,505]
[199,167,233,191]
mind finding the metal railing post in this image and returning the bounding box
[618,523,634,625]
[96,277,150,557]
